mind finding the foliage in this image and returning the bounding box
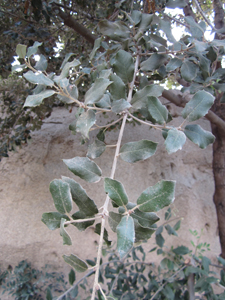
[0,260,68,299]
[4,0,225,298]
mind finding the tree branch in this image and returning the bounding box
[162,90,225,131]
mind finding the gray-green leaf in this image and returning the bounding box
[49,179,73,214]
[137,180,176,212]
[141,54,168,72]
[34,54,47,71]
[109,73,126,101]
[26,41,42,58]
[16,44,27,58]
[113,50,134,84]
[166,58,182,72]
[184,124,215,148]
[111,99,131,113]
[76,110,96,138]
[182,90,215,121]
[120,140,158,163]
[108,212,123,232]
[23,71,54,86]
[60,218,72,245]
[87,139,106,159]
[61,176,98,216]
[165,128,186,154]
[104,178,128,207]
[41,212,69,230]
[131,85,164,110]
[24,90,55,107]
[117,216,135,259]
[98,20,130,41]
[63,254,88,272]
[84,78,112,105]
[181,60,198,82]
[63,157,102,183]
[147,96,168,124]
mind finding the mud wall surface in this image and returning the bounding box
[0,107,220,276]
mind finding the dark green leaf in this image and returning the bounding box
[156,233,165,248]
[54,59,80,84]
[131,85,164,110]
[166,0,187,8]
[41,212,69,230]
[23,71,54,86]
[90,37,102,60]
[98,20,130,41]
[84,78,112,105]
[147,96,168,124]
[213,83,225,92]
[141,53,168,72]
[117,216,135,259]
[173,220,181,231]
[87,139,106,159]
[61,176,98,215]
[49,179,73,214]
[76,110,96,139]
[182,90,215,121]
[104,178,128,207]
[217,256,225,267]
[26,41,42,58]
[113,50,134,84]
[184,124,215,149]
[160,18,176,43]
[63,157,102,183]
[71,211,95,231]
[94,223,111,246]
[173,246,190,255]
[165,128,186,154]
[46,287,52,300]
[69,269,76,285]
[119,140,158,163]
[134,14,153,40]
[109,73,126,101]
[166,58,182,72]
[134,221,155,242]
[181,60,198,82]
[137,180,176,212]
[165,224,178,236]
[111,99,131,113]
[60,218,72,245]
[96,94,111,108]
[108,212,123,232]
[63,254,88,272]
[130,10,142,25]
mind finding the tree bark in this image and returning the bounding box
[211,0,225,257]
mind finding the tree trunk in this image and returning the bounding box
[211,0,225,258]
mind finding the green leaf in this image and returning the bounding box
[96,94,111,109]
[141,53,168,72]
[41,212,69,230]
[184,124,215,149]
[71,211,95,231]
[98,20,130,41]
[84,78,112,105]
[58,83,79,104]
[119,140,158,163]
[166,0,187,8]
[34,54,47,71]
[23,71,54,86]
[111,99,131,113]
[87,139,106,159]
[104,178,128,207]
[173,246,190,255]
[61,176,98,216]
[182,90,215,121]
[173,220,181,231]
[60,218,72,245]
[108,212,123,232]
[24,90,55,107]
[109,73,126,101]
[16,44,27,58]
[119,202,159,228]
[90,37,102,60]
[180,60,198,82]
[63,254,88,272]
[166,58,182,72]
[134,220,155,242]
[134,13,153,40]
[130,10,142,25]
[46,287,53,300]
[94,223,112,246]
[76,110,96,139]
[60,53,75,70]
[49,179,73,214]
[54,59,80,84]
[156,233,165,248]
[113,50,134,84]
[147,96,168,124]
[137,180,176,212]
[165,128,186,154]
[131,85,164,110]
[185,16,205,40]
[26,41,42,58]
[165,224,178,236]
[117,216,135,259]
[63,157,102,183]
[160,19,176,43]
[69,269,76,285]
